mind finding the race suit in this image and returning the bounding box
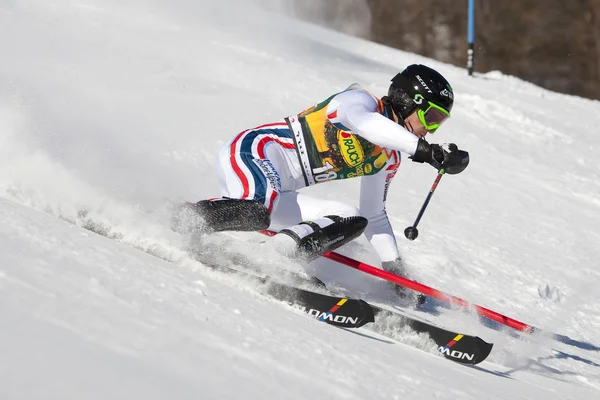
[215,85,421,262]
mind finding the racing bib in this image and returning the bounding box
[286,93,393,186]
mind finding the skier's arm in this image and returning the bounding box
[327,89,470,172]
[358,161,400,263]
[327,89,419,155]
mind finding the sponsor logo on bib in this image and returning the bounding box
[338,132,364,167]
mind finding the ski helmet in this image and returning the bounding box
[387,64,454,122]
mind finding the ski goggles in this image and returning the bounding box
[416,101,450,133]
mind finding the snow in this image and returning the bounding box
[1,0,600,398]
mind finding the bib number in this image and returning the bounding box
[313,162,337,182]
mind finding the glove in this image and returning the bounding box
[411,139,470,174]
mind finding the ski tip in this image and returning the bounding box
[473,338,494,365]
[319,298,375,329]
[358,299,376,326]
[438,336,494,365]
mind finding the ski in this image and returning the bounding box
[369,304,494,365]
[199,257,493,365]
[200,258,375,328]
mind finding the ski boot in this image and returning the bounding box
[272,215,368,262]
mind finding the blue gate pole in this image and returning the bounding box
[467,0,475,76]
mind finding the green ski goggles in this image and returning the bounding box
[416,101,450,133]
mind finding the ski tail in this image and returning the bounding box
[372,306,493,365]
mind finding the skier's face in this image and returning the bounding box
[404,109,430,138]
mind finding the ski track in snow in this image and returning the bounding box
[1,0,600,398]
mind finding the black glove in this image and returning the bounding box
[411,139,469,174]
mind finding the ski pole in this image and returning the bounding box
[317,251,536,333]
[404,168,445,241]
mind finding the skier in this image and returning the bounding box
[179,64,469,285]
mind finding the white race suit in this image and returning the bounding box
[215,86,422,262]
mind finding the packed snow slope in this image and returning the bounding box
[2,0,600,399]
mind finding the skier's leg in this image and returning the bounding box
[188,154,278,232]
[178,127,295,233]
[268,191,362,231]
